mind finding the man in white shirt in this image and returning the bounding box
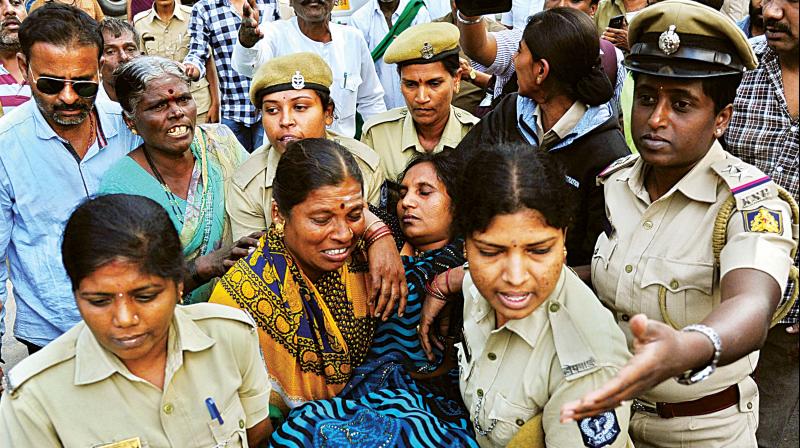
[501,0,545,29]
[349,0,431,109]
[234,0,387,138]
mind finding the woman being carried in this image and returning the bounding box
[100,56,257,303]
[211,142,476,446]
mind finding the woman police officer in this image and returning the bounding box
[561,1,798,446]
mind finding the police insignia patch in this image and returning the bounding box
[744,207,783,234]
[578,411,620,447]
[291,70,305,90]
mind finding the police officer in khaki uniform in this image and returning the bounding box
[360,22,479,183]
[226,52,385,240]
[561,1,799,446]
[133,0,219,124]
[0,194,271,448]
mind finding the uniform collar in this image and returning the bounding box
[626,140,725,204]
[73,306,215,386]
[144,0,187,23]
[401,106,462,154]
[533,101,587,143]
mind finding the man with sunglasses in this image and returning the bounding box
[0,3,140,357]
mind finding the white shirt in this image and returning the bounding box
[349,0,431,109]
[424,0,451,19]
[500,0,545,29]
[232,17,387,138]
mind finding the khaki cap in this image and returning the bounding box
[384,22,460,65]
[249,52,333,108]
[626,0,757,78]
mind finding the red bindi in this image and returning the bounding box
[168,89,174,94]
[340,203,345,209]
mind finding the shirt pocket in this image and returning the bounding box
[333,73,361,121]
[591,233,617,300]
[641,257,715,328]
[488,393,538,446]
[206,396,248,448]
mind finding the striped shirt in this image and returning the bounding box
[725,36,799,323]
[0,63,31,117]
[184,0,278,125]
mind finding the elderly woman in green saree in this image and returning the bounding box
[100,56,258,303]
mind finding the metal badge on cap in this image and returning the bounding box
[421,42,434,59]
[658,25,681,55]
[291,70,305,89]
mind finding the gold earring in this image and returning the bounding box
[563,248,568,258]
[275,221,284,236]
[536,76,542,83]
[131,128,138,135]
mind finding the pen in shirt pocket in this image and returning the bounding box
[343,72,348,89]
[205,397,224,425]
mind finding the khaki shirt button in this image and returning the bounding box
[621,314,630,322]
[487,352,497,361]
[625,265,633,273]
[163,403,174,415]
[747,402,753,410]
[670,280,679,289]
[477,389,484,397]
[239,419,245,428]
[516,418,525,427]
[549,303,560,313]
[643,220,653,230]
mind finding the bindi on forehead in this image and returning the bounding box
[168,89,174,95]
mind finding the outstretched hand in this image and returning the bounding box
[366,236,409,321]
[560,314,689,422]
[239,0,264,48]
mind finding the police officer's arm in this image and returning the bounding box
[455,10,498,67]
[237,317,273,445]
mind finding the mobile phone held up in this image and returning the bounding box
[455,0,512,16]
[608,14,626,29]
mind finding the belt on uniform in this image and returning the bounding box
[631,384,740,419]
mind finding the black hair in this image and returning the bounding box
[99,17,140,49]
[522,8,613,106]
[397,53,461,77]
[62,194,185,291]
[632,72,743,114]
[19,3,103,62]
[273,138,364,216]
[456,143,576,236]
[399,148,463,215]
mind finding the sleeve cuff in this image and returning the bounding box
[240,389,270,428]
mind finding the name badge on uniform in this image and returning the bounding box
[95,437,143,448]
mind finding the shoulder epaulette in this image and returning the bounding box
[710,158,777,210]
[452,106,480,125]
[330,133,381,171]
[232,146,270,189]
[180,303,257,328]
[361,107,408,134]
[596,153,638,184]
[5,326,81,395]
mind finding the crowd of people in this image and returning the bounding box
[0,0,796,446]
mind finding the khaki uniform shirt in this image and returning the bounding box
[361,106,478,181]
[0,304,270,448]
[593,142,797,405]
[134,2,213,119]
[459,267,632,448]
[226,130,384,240]
[535,101,587,150]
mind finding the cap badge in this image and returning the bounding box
[421,42,434,60]
[658,25,681,56]
[291,70,305,90]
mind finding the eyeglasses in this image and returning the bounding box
[29,71,99,98]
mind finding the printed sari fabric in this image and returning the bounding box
[210,226,375,412]
[100,124,248,303]
[270,240,479,448]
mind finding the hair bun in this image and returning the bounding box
[574,64,614,107]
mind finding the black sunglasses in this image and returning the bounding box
[30,72,99,98]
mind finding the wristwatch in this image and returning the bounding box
[676,324,722,385]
